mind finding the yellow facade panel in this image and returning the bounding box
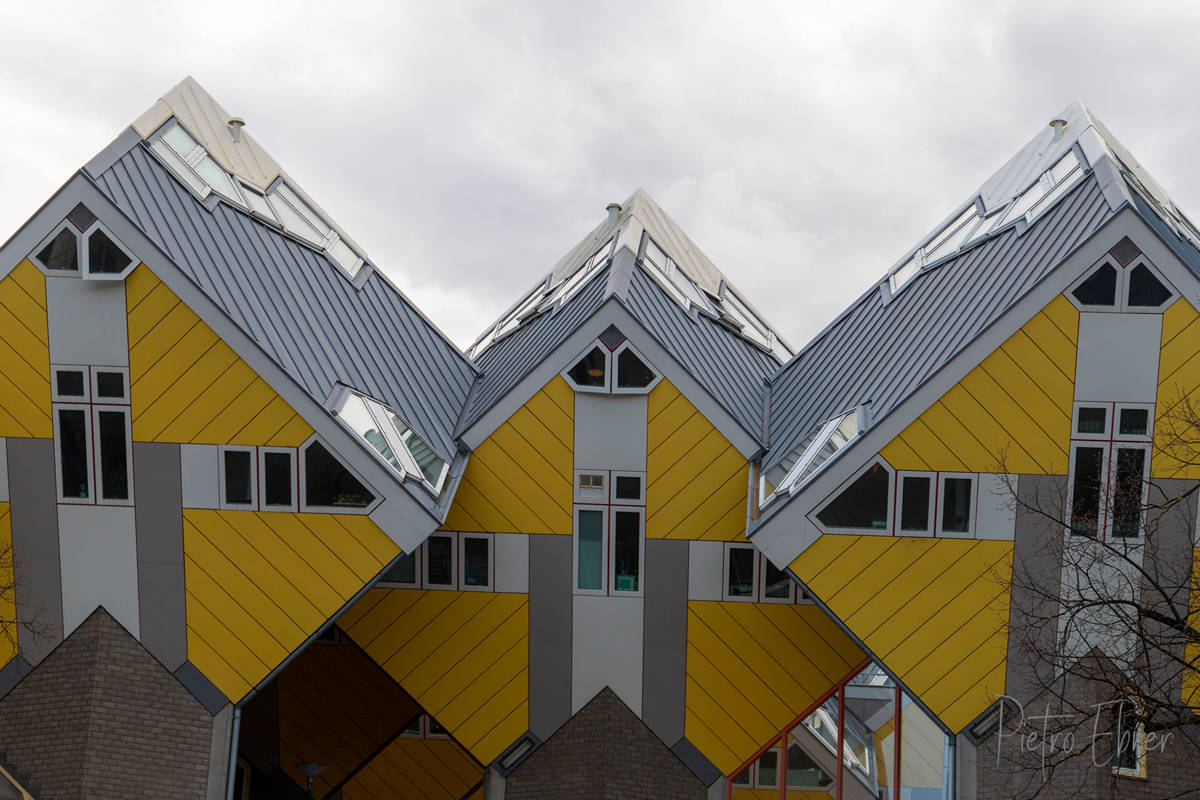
[342,736,484,800]
[0,504,14,670]
[0,263,49,438]
[1155,299,1200,478]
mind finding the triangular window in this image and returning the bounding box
[1127,263,1171,307]
[616,348,655,389]
[36,228,78,271]
[568,347,607,388]
[303,440,375,508]
[87,229,133,276]
[816,462,890,530]
[1072,263,1117,306]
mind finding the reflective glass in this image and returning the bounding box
[162,124,199,157]
[900,475,931,532]
[338,394,405,474]
[568,347,607,387]
[386,410,446,487]
[1119,408,1148,437]
[900,695,948,798]
[762,560,791,599]
[577,510,603,591]
[1071,446,1104,536]
[726,547,754,597]
[786,742,832,789]
[56,370,85,397]
[87,229,132,275]
[426,535,453,585]
[98,410,129,501]
[96,371,124,399]
[941,477,972,533]
[194,156,243,205]
[58,408,88,498]
[463,537,490,587]
[327,237,362,277]
[304,441,374,507]
[614,475,641,500]
[263,451,292,507]
[616,348,655,388]
[890,257,921,291]
[37,228,78,271]
[1072,264,1118,306]
[243,188,276,220]
[612,511,640,592]
[275,184,331,237]
[150,139,209,196]
[1112,447,1145,538]
[1078,406,1107,434]
[1128,264,1171,307]
[268,192,323,244]
[381,551,416,584]
[223,450,252,505]
[816,462,889,530]
[794,411,859,486]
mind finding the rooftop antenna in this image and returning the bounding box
[1049,118,1068,142]
[228,117,246,143]
[606,202,622,227]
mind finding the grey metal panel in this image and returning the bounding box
[175,660,230,714]
[0,655,30,699]
[7,438,63,665]
[1143,478,1197,701]
[528,533,572,740]
[642,538,687,745]
[671,737,722,786]
[180,444,219,508]
[91,146,476,482]
[134,442,186,669]
[765,175,1115,474]
[1129,187,1200,281]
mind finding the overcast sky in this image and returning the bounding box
[2,1,1199,352]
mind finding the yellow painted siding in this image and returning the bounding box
[790,536,1013,733]
[341,736,483,800]
[648,379,750,540]
[125,265,312,446]
[442,377,574,534]
[182,509,398,701]
[0,262,50,438]
[340,588,530,765]
[1186,547,1200,709]
[685,601,866,776]
[0,504,14,670]
[1154,298,1200,478]
[881,295,1077,474]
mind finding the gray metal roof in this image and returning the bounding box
[91,142,476,483]
[764,173,1115,473]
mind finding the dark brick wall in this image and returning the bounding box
[0,607,216,799]
[506,687,705,800]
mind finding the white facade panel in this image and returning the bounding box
[574,394,648,473]
[1074,312,1161,403]
[180,444,220,509]
[687,540,723,601]
[572,594,643,716]
[58,505,140,638]
[975,474,1016,541]
[494,532,529,594]
[46,277,130,367]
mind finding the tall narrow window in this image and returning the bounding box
[263,451,293,508]
[941,477,973,535]
[727,546,755,599]
[611,511,641,592]
[58,408,90,499]
[96,410,130,501]
[1071,446,1104,536]
[224,450,254,506]
[762,560,792,600]
[461,535,491,589]
[1111,447,1146,538]
[899,475,932,533]
[426,535,455,587]
[576,509,604,591]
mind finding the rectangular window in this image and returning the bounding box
[611,472,646,505]
[725,545,756,600]
[754,749,780,790]
[576,508,605,593]
[579,474,604,490]
[460,533,492,590]
[261,449,295,509]
[93,369,127,401]
[1070,446,1104,536]
[611,510,642,593]
[426,534,455,588]
[56,406,91,501]
[54,368,87,401]
[95,409,131,502]
[899,474,933,534]
[221,448,255,508]
[1111,447,1147,538]
[940,476,973,535]
[761,559,793,602]
[380,551,419,587]
[1076,406,1108,435]
[1118,408,1148,437]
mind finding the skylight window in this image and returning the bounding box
[337,390,448,494]
[469,277,553,359]
[760,409,860,506]
[542,239,612,309]
[152,123,245,207]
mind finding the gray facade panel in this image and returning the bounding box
[1143,477,1198,699]
[138,563,186,671]
[174,660,230,715]
[7,438,63,665]
[642,538,688,745]
[671,736,722,787]
[0,655,30,699]
[528,534,572,740]
[134,442,184,565]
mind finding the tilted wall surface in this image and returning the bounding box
[1154,297,1200,479]
[0,261,49,439]
[340,737,484,800]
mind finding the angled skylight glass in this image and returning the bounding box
[337,390,448,494]
[761,408,860,506]
[152,122,246,207]
[542,239,612,308]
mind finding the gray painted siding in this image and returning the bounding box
[1130,187,1200,281]
[133,442,186,670]
[7,438,63,665]
[642,538,687,745]
[528,534,572,740]
[1143,478,1198,701]
[91,145,476,477]
[765,176,1115,473]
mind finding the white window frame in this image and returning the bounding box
[1072,402,1112,441]
[809,459,894,536]
[258,446,298,512]
[896,471,936,537]
[89,366,129,405]
[53,402,94,504]
[458,532,494,592]
[573,469,608,504]
[51,365,90,403]
[722,542,758,602]
[1107,442,1151,543]
[758,553,796,605]
[336,390,449,496]
[82,221,139,282]
[562,343,612,394]
[573,504,609,596]
[608,507,644,596]
[1114,403,1154,442]
[423,532,458,590]
[1065,256,1177,313]
[91,405,134,506]
[611,342,662,395]
[937,472,977,538]
[296,435,381,514]
[218,445,258,510]
[610,471,646,506]
[30,223,82,275]
[1067,443,1109,538]
[764,407,863,506]
[377,550,421,589]
[752,747,781,790]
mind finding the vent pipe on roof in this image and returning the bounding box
[606,203,622,227]
[228,117,245,143]
[1049,118,1068,142]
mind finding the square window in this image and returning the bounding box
[95,371,125,399]
[380,552,418,587]
[56,370,85,398]
[940,477,973,535]
[615,475,641,500]
[222,448,255,507]
[1119,408,1148,437]
[1077,406,1107,435]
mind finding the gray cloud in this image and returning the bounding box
[0,0,1197,351]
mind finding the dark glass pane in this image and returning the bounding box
[900,476,931,531]
[37,228,78,271]
[756,750,778,789]
[763,560,791,599]
[56,370,84,397]
[1112,701,1141,771]
[577,510,603,590]
[817,463,889,529]
[87,229,132,274]
[381,551,416,584]
[426,536,453,585]
[96,371,124,399]
[941,478,972,533]
[463,537,489,587]
[1112,448,1146,538]
[787,742,832,788]
[614,475,641,500]
[727,547,754,597]
[732,767,751,786]
[613,511,640,592]
[1077,406,1107,434]
[428,717,448,736]
[616,349,655,388]
[263,451,292,506]
[223,450,252,505]
[567,347,606,387]
[1071,446,1104,536]
[232,762,246,799]
[304,442,374,507]
[98,410,129,500]
[401,715,421,735]
[1072,264,1117,306]
[1119,408,1148,436]
[1128,264,1171,307]
[58,408,88,498]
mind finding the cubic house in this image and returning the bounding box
[0,78,1196,800]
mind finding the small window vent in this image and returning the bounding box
[67,203,98,232]
[598,324,626,351]
[1109,236,1141,267]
